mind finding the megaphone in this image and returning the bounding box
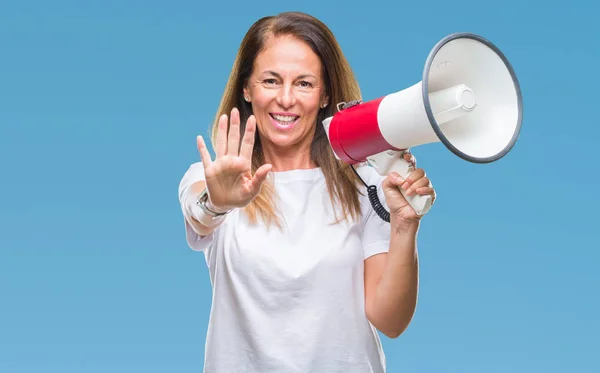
[322,32,522,221]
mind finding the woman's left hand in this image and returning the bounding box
[381,151,437,223]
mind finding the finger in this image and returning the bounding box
[415,186,435,197]
[197,136,213,167]
[227,107,241,156]
[406,177,430,196]
[215,114,228,157]
[386,172,405,187]
[403,151,416,168]
[239,115,257,160]
[401,168,425,190]
[250,163,273,192]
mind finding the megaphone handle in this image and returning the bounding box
[400,179,433,216]
[366,150,433,216]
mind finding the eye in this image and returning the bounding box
[262,78,277,85]
[298,81,313,88]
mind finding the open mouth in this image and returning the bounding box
[269,113,300,127]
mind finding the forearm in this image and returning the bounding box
[182,181,223,237]
[369,218,420,338]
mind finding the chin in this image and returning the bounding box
[262,132,302,148]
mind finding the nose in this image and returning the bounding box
[276,83,296,108]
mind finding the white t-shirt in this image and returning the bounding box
[178,162,392,373]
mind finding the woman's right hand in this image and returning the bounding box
[196,107,272,213]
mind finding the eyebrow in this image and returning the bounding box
[262,70,318,80]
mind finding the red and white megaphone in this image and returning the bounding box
[322,32,523,220]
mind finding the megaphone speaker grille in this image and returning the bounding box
[423,33,523,163]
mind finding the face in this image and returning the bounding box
[243,35,328,152]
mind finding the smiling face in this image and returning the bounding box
[243,35,328,159]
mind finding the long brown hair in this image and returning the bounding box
[211,11,364,227]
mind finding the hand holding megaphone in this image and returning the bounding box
[322,33,523,222]
[374,149,434,217]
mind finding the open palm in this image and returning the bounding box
[197,108,272,212]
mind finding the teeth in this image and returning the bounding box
[272,114,298,123]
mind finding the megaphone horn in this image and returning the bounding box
[323,32,523,221]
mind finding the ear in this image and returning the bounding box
[243,86,251,103]
[322,93,330,108]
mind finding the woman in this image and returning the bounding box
[178,11,436,373]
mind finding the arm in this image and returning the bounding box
[363,151,434,338]
[364,219,419,339]
[178,161,231,241]
[182,180,217,237]
[181,178,235,237]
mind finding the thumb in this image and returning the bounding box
[249,164,273,193]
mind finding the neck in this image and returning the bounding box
[261,140,316,172]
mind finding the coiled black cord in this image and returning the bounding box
[367,185,390,223]
[350,165,390,223]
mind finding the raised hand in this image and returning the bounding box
[196,107,272,212]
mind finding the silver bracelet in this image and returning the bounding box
[196,189,232,217]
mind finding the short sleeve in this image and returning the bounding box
[178,162,216,252]
[358,166,392,260]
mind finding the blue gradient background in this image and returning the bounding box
[1,1,598,372]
